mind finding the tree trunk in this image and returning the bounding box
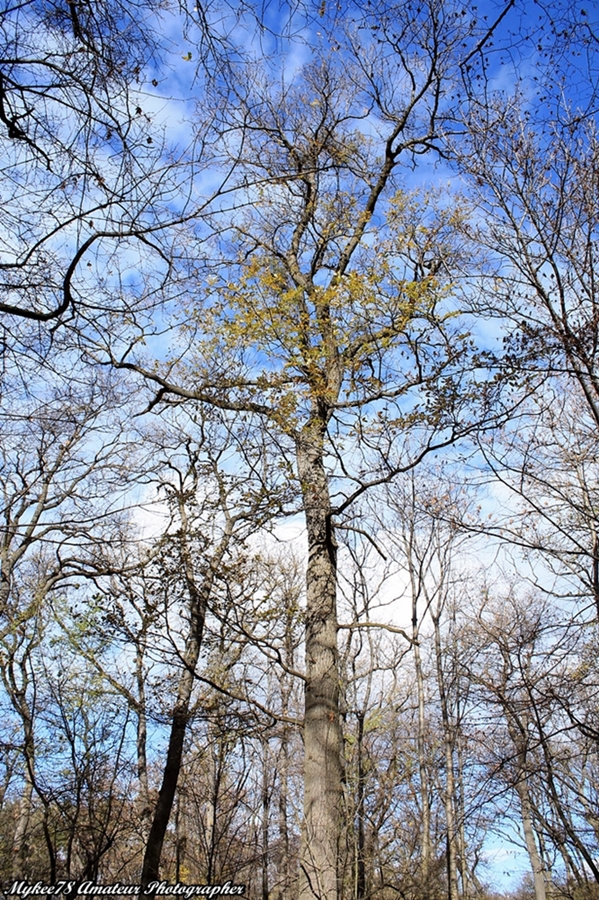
[432,611,459,900]
[277,734,292,900]
[297,422,343,900]
[141,678,199,889]
[515,775,547,900]
[355,710,366,900]
[136,640,152,843]
[262,740,270,900]
[277,596,295,900]
[141,496,230,890]
[412,606,432,899]
[12,751,34,879]
[7,653,41,879]
[504,713,548,900]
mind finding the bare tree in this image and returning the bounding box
[99,6,523,887]
[463,591,599,896]
[4,2,596,897]
[0,367,148,879]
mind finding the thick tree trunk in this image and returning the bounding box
[297,423,343,900]
[12,748,34,879]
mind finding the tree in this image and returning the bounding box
[463,591,599,896]
[371,467,490,900]
[456,18,599,617]
[469,389,599,622]
[4,2,594,896]
[0,372,140,624]
[215,548,305,900]
[97,5,526,888]
[462,90,599,428]
[0,0,170,323]
[0,370,145,880]
[134,413,292,889]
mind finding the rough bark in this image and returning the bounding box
[297,421,343,900]
[12,735,34,879]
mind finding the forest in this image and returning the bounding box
[1,1,599,899]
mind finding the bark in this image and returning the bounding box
[455,734,469,900]
[277,591,295,900]
[508,730,547,900]
[262,741,270,900]
[135,637,151,842]
[297,421,343,900]
[5,649,42,879]
[206,735,225,883]
[141,689,198,889]
[499,665,552,900]
[205,787,216,882]
[277,735,292,900]
[432,611,459,900]
[412,607,432,899]
[355,711,366,900]
[12,738,34,879]
[175,795,187,882]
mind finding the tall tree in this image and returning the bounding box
[94,5,532,893]
[134,413,289,889]
[0,371,143,880]
[456,10,599,616]
[6,2,593,896]
[464,591,599,895]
